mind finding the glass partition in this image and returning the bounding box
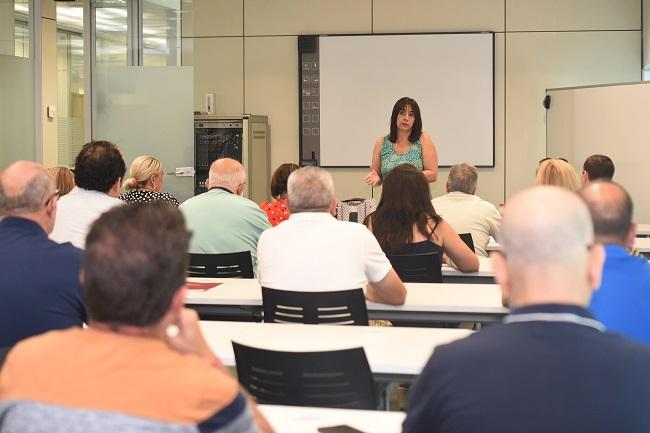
[94,0,128,65]
[56,1,85,167]
[143,0,180,66]
[13,0,29,57]
[0,0,34,168]
[92,66,194,202]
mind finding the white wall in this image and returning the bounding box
[181,0,641,205]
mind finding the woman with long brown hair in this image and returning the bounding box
[367,163,478,272]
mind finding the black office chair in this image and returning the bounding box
[386,251,443,283]
[233,342,377,409]
[458,233,476,253]
[188,251,254,278]
[262,287,368,325]
[0,346,12,368]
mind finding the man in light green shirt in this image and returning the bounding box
[180,158,271,274]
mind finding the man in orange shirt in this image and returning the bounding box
[0,202,273,433]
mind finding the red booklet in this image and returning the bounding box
[186,281,222,291]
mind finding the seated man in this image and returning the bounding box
[0,161,85,347]
[432,163,500,257]
[180,158,271,272]
[581,154,615,186]
[257,166,406,305]
[50,140,125,248]
[581,181,650,345]
[0,202,272,433]
[403,186,650,433]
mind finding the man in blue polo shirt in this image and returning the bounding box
[581,181,650,345]
[0,161,85,348]
[403,186,650,433]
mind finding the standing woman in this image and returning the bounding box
[364,97,438,186]
[119,155,180,206]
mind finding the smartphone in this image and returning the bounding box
[318,425,367,433]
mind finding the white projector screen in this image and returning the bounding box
[318,33,494,167]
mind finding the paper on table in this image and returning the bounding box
[186,281,222,291]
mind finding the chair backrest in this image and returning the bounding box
[386,251,443,283]
[262,288,368,325]
[188,251,254,278]
[458,233,476,253]
[233,342,377,410]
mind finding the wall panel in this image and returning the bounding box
[373,0,504,33]
[507,0,640,31]
[244,0,371,36]
[505,30,641,198]
[244,36,298,171]
[182,0,243,37]
[184,37,244,115]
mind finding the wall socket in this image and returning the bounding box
[205,93,215,115]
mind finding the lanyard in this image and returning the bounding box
[504,312,605,332]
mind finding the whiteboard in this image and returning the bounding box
[318,33,494,167]
[546,82,650,222]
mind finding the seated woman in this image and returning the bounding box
[46,166,75,196]
[366,163,478,273]
[119,155,179,206]
[260,163,299,226]
[535,158,580,192]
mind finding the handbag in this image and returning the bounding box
[336,198,376,223]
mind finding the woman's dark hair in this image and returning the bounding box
[74,140,126,193]
[388,97,422,144]
[270,163,300,198]
[370,163,441,253]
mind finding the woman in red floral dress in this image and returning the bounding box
[260,163,299,226]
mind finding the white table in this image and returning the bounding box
[201,320,471,382]
[442,257,494,283]
[635,237,650,257]
[186,279,508,324]
[259,404,405,433]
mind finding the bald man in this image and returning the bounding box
[581,181,650,345]
[403,186,650,433]
[180,158,271,273]
[0,161,86,348]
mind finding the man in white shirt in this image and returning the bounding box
[257,166,406,305]
[50,140,125,249]
[432,163,501,257]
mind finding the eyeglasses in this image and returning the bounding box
[539,157,568,164]
[44,189,60,206]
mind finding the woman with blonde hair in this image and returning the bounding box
[535,158,580,192]
[46,166,75,196]
[119,155,179,206]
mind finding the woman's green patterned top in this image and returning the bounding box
[380,135,424,179]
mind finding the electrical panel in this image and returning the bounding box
[194,115,270,203]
